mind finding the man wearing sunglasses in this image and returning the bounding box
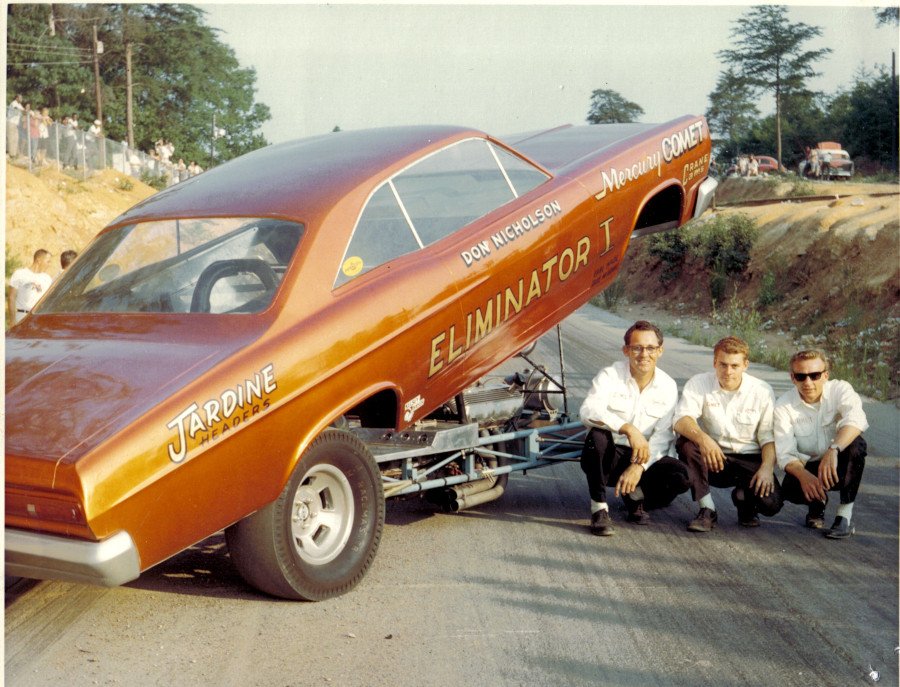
[674,336,782,532]
[579,321,690,536]
[774,349,868,538]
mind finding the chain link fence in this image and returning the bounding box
[6,116,193,187]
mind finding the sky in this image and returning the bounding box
[197,2,899,146]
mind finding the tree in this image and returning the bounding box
[6,4,271,166]
[718,6,831,168]
[874,7,899,26]
[705,68,760,159]
[830,66,899,170]
[586,89,644,124]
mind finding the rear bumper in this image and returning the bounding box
[5,528,141,587]
[692,176,718,219]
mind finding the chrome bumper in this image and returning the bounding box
[692,176,718,219]
[5,528,141,587]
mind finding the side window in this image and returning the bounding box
[334,138,550,289]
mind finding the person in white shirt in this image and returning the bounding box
[774,349,867,539]
[674,336,782,532]
[579,321,689,536]
[7,249,53,325]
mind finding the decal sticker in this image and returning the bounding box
[594,119,707,200]
[432,235,591,377]
[166,363,278,463]
[683,153,710,185]
[404,394,426,423]
[342,256,364,277]
[460,200,562,267]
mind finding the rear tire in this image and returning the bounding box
[226,429,384,600]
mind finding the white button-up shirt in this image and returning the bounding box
[674,371,775,454]
[773,379,868,470]
[579,360,677,467]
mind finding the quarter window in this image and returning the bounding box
[335,139,549,288]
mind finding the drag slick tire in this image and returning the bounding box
[226,429,385,600]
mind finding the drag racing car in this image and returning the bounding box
[6,116,716,599]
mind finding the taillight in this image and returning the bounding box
[6,490,87,527]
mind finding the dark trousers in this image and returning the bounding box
[580,428,689,509]
[781,436,867,506]
[676,436,783,517]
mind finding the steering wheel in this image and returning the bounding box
[190,259,278,313]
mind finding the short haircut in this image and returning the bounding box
[790,349,830,371]
[60,250,78,268]
[33,249,50,261]
[714,336,750,361]
[624,320,663,347]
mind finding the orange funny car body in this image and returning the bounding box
[6,118,715,599]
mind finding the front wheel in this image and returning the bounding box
[226,429,385,600]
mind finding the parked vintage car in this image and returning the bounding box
[724,155,786,176]
[6,117,715,600]
[799,142,854,179]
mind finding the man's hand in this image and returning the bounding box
[696,434,727,472]
[818,448,839,490]
[749,464,775,498]
[619,423,650,464]
[795,468,827,502]
[615,463,644,498]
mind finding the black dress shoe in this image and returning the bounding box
[626,501,651,525]
[823,516,854,539]
[590,509,615,536]
[805,497,828,529]
[687,507,718,532]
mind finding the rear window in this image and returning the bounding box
[37,218,303,314]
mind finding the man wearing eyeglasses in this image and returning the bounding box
[774,349,867,539]
[579,320,690,536]
[674,336,782,532]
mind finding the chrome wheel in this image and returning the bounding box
[290,464,354,565]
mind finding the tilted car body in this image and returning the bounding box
[6,117,715,599]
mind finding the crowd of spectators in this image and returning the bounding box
[6,94,203,186]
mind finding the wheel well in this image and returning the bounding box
[634,184,683,231]
[344,389,398,429]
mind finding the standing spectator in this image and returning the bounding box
[809,149,820,178]
[87,119,103,169]
[738,155,749,177]
[175,157,187,182]
[187,160,203,177]
[18,102,31,157]
[774,349,868,539]
[7,249,53,325]
[27,107,41,161]
[821,150,832,179]
[6,94,24,158]
[37,107,53,165]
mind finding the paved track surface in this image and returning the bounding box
[6,305,898,687]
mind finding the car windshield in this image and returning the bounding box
[335,138,549,287]
[37,217,304,314]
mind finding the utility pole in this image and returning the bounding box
[92,22,103,126]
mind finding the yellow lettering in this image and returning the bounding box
[429,332,446,377]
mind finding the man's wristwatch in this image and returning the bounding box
[829,443,841,453]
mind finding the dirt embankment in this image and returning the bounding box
[5,163,157,275]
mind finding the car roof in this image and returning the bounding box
[107,125,482,230]
[502,122,665,172]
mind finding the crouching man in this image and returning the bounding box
[774,349,867,539]
[579,321,690,536]
[674,336,783,532]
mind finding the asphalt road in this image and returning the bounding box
[5,304,898,687]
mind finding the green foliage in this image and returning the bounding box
[787,176,815,197]
[645,227,690,285]
[756,254,790,309]
[139,170,168,191]
[118,177,135,192]
[705,68,760,158]
[586,89,644,124]
[831,66,899,169]
[6,248,23,279]
[599,277,626,312]
[6,4,271,167]
[645,214,758,302]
